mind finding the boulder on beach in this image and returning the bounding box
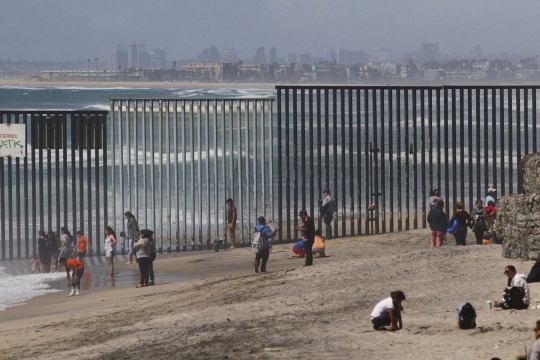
[499,152,540,259]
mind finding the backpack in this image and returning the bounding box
[251,227,267,254]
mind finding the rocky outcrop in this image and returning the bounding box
[499,153,540,259]
[520,153,540,194]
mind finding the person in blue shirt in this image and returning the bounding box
[253,216,279,273]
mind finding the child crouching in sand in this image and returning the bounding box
[59,257,85,297]
[370,291,406,331]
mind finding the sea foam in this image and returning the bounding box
[0,267,64,311]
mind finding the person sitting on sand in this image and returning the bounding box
[58,257,85,297]
[427,201,447,247]
[371,291,406,331]
[455,302,477,330]
[482,231,493,245]
[529,320,540,360]
[494,265,530,310]
[312,229,326,258]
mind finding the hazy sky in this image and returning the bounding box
[1,0,540,61]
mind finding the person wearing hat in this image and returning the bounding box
[320,190,335,240]
[253,216,278,273]
[485,188,497,207]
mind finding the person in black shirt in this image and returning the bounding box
[296,210,315,267]
[37,230,51,273]
[450,202,471,246]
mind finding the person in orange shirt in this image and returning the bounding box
[74,231,93,262]
[312,229,326,258]
[59,257,85,297]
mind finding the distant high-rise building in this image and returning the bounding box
[198,45,221,62]
[371,48,392,63]
[352,51,368,64]
[222,46,237,63]
[324,49,338,62]
[299,53,312,65]
[470,44,483,60]
[288,53,297,64]
[269,46,277,63]
[338,49,353,65]
[128,42,150,68]
[420,43,439,62]
[110,44,128,71]
[150,47,167,69]
[253,46,266,64]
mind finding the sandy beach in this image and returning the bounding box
[0,230,538,360]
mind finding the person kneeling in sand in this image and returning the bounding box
[370,291,406,331]
[312,229,326,258]
[455,302,477,329]
[494,265,530,310]
[59,257,84,297]
[291,240,304,258]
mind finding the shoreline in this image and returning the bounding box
[1,230,539,359]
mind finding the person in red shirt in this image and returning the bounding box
[74,231,93,262]
[59,257,85,297]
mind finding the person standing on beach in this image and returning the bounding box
[30,254,40,274]
[148,231,156,286]
[133,229,153,287]
[37,230,51,273]
[104,226,117,280]
[125,211,139,264]
[427,201,446,247]
[450,202,471,246]
[58,227,72,262]
[48,231,59,272]
[296,210,315,267]
[226,199,237,249]
[74,231,93,263]
[320,189,335,240]
[471,200,487,245]
[253,216,278,273]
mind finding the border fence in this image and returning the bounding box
[1,85,540,259]
[108,99,275,253]
[0,110,107,260]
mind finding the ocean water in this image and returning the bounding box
[0,265,64,311]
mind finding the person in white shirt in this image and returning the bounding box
[370,291,406,331]
[494,265,530,310]
[529,320,540,360]
[320,190,334,240]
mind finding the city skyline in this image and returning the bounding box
[1,0,540,62]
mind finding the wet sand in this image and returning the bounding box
[0,230,539,359]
